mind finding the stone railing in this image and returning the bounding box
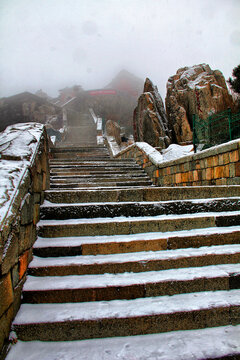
[0,123,49,355]
[111,139,240,186]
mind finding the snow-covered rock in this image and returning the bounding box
[165,64,234,144]
[133,78,171,148]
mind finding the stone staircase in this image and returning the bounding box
[65,112,97,146]
[7,145,240,360]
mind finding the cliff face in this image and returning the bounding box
[165,64,234,144]
[133,78,171,148]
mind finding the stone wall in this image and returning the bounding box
[0,124,49,356]
[114,140,240,187]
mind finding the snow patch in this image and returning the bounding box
[160,143,193,161]
[23,263,240,291]
[5,325,240,360]
[30,243,240,268]
[13,289,240,323]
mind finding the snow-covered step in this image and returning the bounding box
[50,179,152,189]
[44,185,240,203]
[50,168,145,176]
[13,289,240,341]
[22,263,240,304]
[50,175,149,184]
[49,164,141,170]
[51,173,149,180]
[40,198,240,220]
[28,244,240,276]
[5,324,240,360]
[34,226,240,257]
[37,211,240,238]
[49,160,139,166]
[51,156,111,161]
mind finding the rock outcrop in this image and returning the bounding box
[165,64,234,144]
[133,78,171,148]
[105,119,121,145]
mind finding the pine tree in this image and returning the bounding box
[228,65,240,94]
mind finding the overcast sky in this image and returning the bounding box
[0,0,239,99]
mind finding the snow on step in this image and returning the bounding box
[37,210,240,225]
[41,197,240,207]
[23,263,240,291]
[5,325,240,360]
[13,289,240,324]
[35,226,240,248]
[29,243,240,268]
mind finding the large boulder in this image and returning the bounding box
[133,78,171,148]
[165,64,234,144]
[105,119,121,145]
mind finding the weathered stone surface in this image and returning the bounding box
[19,223,36,254]
[165,64,234,144]
[105,120,121,145]
[1,231,19,275]
[19,250,31,280]
[13,275,26,317]
[133,78,171,148]
[20,193,34,225]
[0,273,13,318]
[0,305,13,351]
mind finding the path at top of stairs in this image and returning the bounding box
[7,144,240,360]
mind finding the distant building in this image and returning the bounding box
[58,85,84,105]
[0,92,62,132]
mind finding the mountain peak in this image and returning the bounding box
[105,70,144,96]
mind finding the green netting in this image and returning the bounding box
[193,109,240,152]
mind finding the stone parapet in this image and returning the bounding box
[0,123,49,356]
[114,140,240,187]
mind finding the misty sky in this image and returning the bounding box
[0,0,240,99]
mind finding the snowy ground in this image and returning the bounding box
[5,324,240,360]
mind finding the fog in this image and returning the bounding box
[0,0,239,99]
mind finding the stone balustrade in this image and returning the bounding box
[0,123,49,355]
[112,139,240,186]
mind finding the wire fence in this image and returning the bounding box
[193,108,240,152]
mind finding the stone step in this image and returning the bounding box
[40,198,240,220]
[51,148,107,154]
[34,226,240,257]
[50,155,132,160]
[12,289,240,341]
[49,180,153,189]
[49,163,140,169]
[50,155,111,160]
[49,160,138,166]
[37,211,240,238]
[49,166,142,173]
[28,243,240,276]
[44,185,240,203]
[48,185,151,193]
[51,153,110,158]
[52,146,107,152]
[5,324,240,360]
[22,263,240,304]
[50,173,149,182]
[50,169,146,176]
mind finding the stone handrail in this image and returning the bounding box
[107,137,240,186]
[0,123,49,355]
